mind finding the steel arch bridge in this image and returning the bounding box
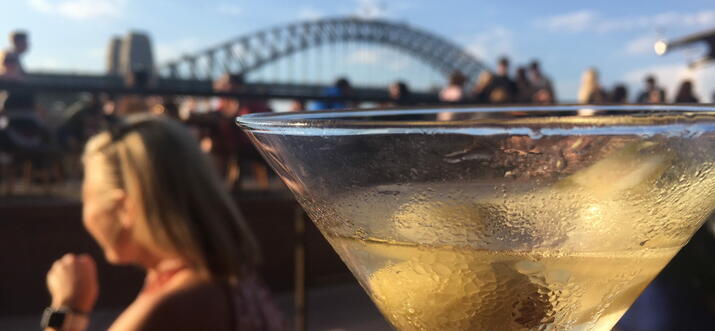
[160,17,488,83]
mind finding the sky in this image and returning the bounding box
[1,0,715,101]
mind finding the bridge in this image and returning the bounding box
[161,17,486,84]
[0,17,488,102]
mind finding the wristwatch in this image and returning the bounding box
[40,307,89,331]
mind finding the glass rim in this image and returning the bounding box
[236,104,715,133]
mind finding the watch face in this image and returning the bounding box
[41,307,66,329]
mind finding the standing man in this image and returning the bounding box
[528,60,556,103]
[490,56,518,103]
[636,75,666,103]
[0,31,29,81]
[1,31,35,113]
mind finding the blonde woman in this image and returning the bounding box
[43,115,284,331]
[577,67,607,104]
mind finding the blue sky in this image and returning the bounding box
[1,0,715,101]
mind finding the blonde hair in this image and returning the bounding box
[83,114,259,282]
[578,67,600,103]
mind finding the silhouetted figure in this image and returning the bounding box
[187,73,271,191]
[216,74,271,116]
[1,31,34,112]
[0,31,28,81]
[578,67,607,103]
[515,66,532,103]
[440,70,466,102]
[610,84,629,103]
[490,56,518,103]
[528,60,556,102]
[388,81,412,105]
[637,75,666,103]
[675,80,699,103]
[311,77,353,110]
[57,94,117,153]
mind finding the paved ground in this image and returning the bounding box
[0,282,392,331]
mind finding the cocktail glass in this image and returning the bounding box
[237,105,715,330]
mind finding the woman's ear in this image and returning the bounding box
[108,189,133,229]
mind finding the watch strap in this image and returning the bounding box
[41,307,89,331]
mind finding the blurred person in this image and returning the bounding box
[610,84,629,103]
[439,70,466,102]
[188,73,271,190]
[388,81,412,106]
[471,71,494,103]
[0,30,29,80]
[43,115,284,331]
[288,99,305,112]
[215,74,272,116]
[57,94,118,154]
[490,56,518,103]
[437,71,470,120]
[674,80,699,103]
[515,66,532,103]
[577,67,607,103]
[528,60,556,102]
[1,31,35,113]
[647,90,665,103]
[636,75,666,103]
[310,78,353,110]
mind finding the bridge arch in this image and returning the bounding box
[160,17,488,83]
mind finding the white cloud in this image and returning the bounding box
[28,0,53,12]
[535,10,597,33]
[623,63,715,102]
[354,0,387,19]
[155,38,202,63]
[28,0,126,20]
[217,2,242,16]
[464,27,515,62]
[536,10,715,34]
[298,7,324,20]
[624,35,659,55]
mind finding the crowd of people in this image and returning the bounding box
[439,57,557,104]
[434,56,708,106]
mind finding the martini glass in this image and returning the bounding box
[237,105,715,330]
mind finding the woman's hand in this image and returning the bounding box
[46,253,99,314]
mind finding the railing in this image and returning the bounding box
[0,73,441,102]
[0,77,442,197]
